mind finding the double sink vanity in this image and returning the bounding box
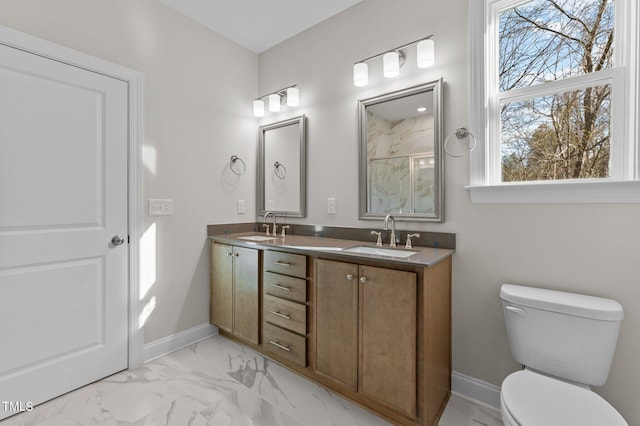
[210,78,451,425]
[208,224,454,426]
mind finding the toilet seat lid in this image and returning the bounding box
[502,370,627,426]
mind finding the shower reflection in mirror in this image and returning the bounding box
[359,79,443,222]
[368,153,435,214]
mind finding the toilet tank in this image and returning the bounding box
[500,284,623,386]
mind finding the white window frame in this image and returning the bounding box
[467,0,640,203]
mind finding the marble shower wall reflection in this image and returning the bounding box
[367,111,435,214]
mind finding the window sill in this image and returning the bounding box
[465,180,640,204]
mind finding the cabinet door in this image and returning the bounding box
[233,246,260,344]
[210,243,233,333]
[315,259,358,389]
[359,265,417,418]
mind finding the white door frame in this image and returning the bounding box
[0,25,144,368]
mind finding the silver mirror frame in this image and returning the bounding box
[257,115,307,218]
[358,79,444,222]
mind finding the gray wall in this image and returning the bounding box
[258,0,640,424]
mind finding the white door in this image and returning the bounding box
[0,42,128,420]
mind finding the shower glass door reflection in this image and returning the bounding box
[368,152,433,214]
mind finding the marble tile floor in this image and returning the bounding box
[1,335,503,426]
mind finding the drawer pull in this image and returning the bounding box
[273,261,292,267]
[269,310,291,320]
[269,340,291,351]
[270,283,291,292]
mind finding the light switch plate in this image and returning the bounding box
[237,199,245,214]
[149,199,173,216]
[327,198,336,214]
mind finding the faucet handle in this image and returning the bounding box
[370,230,383,247]
[281,225,290,238]
[405,233,421,249]
[262,223,270,235]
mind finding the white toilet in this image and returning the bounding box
[500,284,628,426]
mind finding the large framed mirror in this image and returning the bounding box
[257,115,306,217]
[358,79,443,222]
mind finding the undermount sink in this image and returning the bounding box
[344,245,418,258]
[237,235,280,242]
[283,246,343,251]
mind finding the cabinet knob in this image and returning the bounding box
[360,276,367,283]
[226,252,233,257]
[346,274,354,280]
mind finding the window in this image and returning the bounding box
[468,0,640,203]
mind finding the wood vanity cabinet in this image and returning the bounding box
[315,259,417,419]
[210,242,259,345]
[209,236,451,426]
[314,260,358,389]
[261,250,308,367]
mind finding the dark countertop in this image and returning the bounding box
[209,231,454,267]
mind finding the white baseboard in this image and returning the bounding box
[143,323,219,363]
[451,370,501,409]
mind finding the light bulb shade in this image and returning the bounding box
[268,94,281,112]
[353,62,368,87]
[253,99,264,117]
[383,51,400,78]
[286,87,299,107]
[417,39,435,68]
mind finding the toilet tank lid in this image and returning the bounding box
[500,284,624,321]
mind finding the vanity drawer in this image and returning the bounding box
[263,294,306,335]
[263,271,307,303]
[264,250,307,279]
[263,323,306,367]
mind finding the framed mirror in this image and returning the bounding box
[358,79,443,222]
[257,115,306,217]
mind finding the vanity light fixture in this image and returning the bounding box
[253,84,299,117]
[253,100,265,117]
[417,38,435,68]
[286,87,299,107]
[353,62,369,87]
[353,35,434,87]
[383,51,402,78]
[268,94,281,112]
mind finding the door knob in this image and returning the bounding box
[111,235,126,246]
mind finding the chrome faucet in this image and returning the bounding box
[405,233,420,249]
[263,211,277,236]
[370,230,383,246]
[383,214,397,247]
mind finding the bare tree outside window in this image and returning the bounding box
[499,0,614,182]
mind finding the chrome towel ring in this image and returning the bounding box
[274,161,287,179]
[444,128,477,157]
[230,155,246,175]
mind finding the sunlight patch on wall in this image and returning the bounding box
[139,296,156,329]
[142,145,157,176]
[139,222,157,300]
